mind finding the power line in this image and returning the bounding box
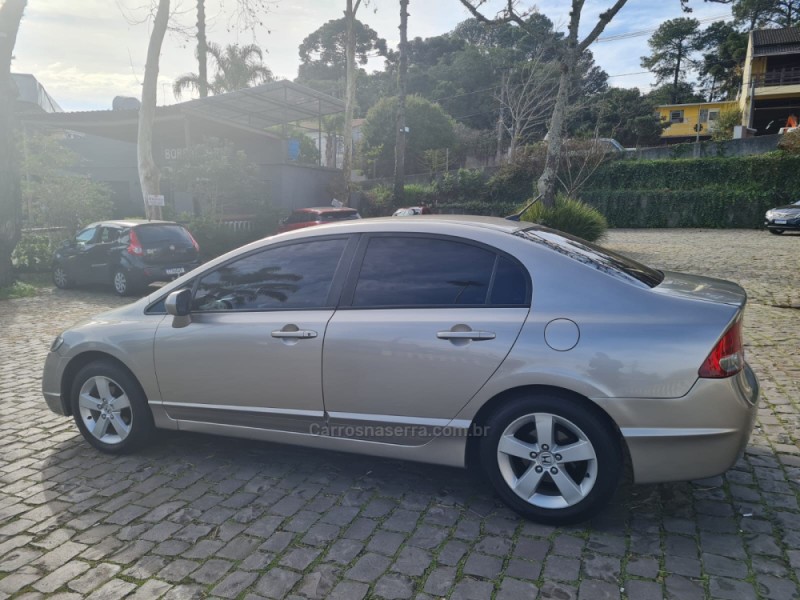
[594,13,731,43]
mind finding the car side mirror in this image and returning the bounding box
[165,288,192,328]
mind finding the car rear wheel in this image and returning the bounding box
[769,229,784,235]
[53,266,71,289]
[70,361,153,454]
[480,393,622,524]
[112,269,133,296]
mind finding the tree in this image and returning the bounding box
[19,132,113,230]
[497,55,559,160]
[641,18,702,104]
[692,0,800,28]
[138,0,170,221]
[646,81,706,105]
[577,88,666,147]
[361,95,456,178]
[343,0,371,204]
[697,22,747,101]
[457,0,629,207]
[0,0,27,287]
[393,0,410,202]
[174,43,273,99]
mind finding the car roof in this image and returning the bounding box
[275,214,527,236]
[292,207,358,214]
[84,219,179,229]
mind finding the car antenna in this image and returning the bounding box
[505,194,542,222]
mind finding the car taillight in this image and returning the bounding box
[187,230,200,252]
[127,229,143,256]
[699,319,744,378]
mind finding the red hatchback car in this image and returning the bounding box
[277,207,361,233]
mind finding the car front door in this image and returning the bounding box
[153,235,354,433]
[85,226,121,283]
[62,226,98,283]
[322,234,531,445]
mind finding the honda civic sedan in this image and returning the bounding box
[42,216,759,523]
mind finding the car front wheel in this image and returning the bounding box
[53,266,71,289]
[480,393,622,524]
[769,229,784,235]
[70,361,153,454]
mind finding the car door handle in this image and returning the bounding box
[271,329,317,339]
[436,330,496,341]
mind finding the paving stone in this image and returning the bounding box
[391,546,430,577]
[211,571,258,599]
[158,559,200,582]
[463,553,503,579]
[367,530,406,556]
[346,553,392,582]
[624,580,664,600]
[424,567,456,595]
[324,539,363,564]
[450,579,494,600]
[328,580,369,600]
[127,579,172,600]
[67,563,120,594]
[497,578,538,600]
[191,559,234,585]
[279,547,321,571]
[32,560,90,593]
[255,567,301,598]
[374,574,414,599]
[708,577,758,600]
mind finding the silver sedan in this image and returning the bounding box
[42,216,759,523]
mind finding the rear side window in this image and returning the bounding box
[516,228,664,288]
[352,236,527,307]
[193,238,347,311]
[286,212,315,224]
[320,211,359,222]
[135,225,193,246]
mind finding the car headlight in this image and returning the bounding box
[765,210,773,219]
[50,335,64,352]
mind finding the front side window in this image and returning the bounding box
[76,227,96,243]
[192,238,347,311]
[353,237,499,307]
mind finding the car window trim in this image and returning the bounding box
[337,232,531,310]
[145,234,359,315]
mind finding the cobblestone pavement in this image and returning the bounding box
[0,229,798,600]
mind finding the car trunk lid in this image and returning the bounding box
[134,224,198,265]
[652,271,747,309]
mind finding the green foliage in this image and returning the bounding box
[360,95,456,178]
[167,140,265,218]
[777,129,800,154]
[574,88,666,147]
[19,132,113,230]
[0,280,38,301]
[174,43,273,99]
[640,18,703,99]
[697,22,747,101]
[581,155,800,228]
[11,234,52,272]
[712,107,743,141]
[521,196,608,242]
[434,168,486,202]
[185,209,282,260]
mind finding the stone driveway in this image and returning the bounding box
[0,229,798,600]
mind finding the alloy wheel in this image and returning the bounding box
[113,271,127,295]
[496,412,598,509]
[53,267,68,288]
[76,375,133,445]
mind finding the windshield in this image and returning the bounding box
[516,227,664,288]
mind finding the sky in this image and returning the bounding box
[12,0,734,112]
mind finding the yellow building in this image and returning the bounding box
[656,101,737,142]
[658,26,800,142]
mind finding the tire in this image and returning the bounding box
[70,360,153,454]
[480,392,622,524]
[53,265,72,289]
[769,229,784,235]
[112,269,134,296]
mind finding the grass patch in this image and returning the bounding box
[0,280,39,300]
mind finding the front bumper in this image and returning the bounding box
[595,362,759,484]
[42,349,70,415]
[765,218,800,230]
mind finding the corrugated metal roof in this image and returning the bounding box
[753,27,800,56]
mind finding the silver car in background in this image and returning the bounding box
[42,216,759,523]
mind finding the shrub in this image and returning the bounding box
[184,208,282,260]
[777,128,800,154]
[522,196,608,242]
[711,107,742,142]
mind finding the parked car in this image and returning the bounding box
[277,207,360,233]
[42,216,759,524]
[392,206,432,216]
[52,220,201,297]
[764,200,800,234]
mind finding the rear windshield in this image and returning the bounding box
[516,227,664,288]
[319,211,360,222]
[134,224,193,246]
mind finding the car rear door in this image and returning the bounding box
[321,234,530,445]
[153,235,355,433]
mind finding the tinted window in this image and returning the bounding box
[193,238,347,311]
[353,237,496,307]
[135,225,193,246]
[490,256,528,305]
[76,227,96,243]
[320,211,359,222]
[516,228,664,288]
[286,212,315,224]
[99,227,121,243]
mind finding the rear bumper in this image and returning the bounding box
[130,261,202,285]
[595,362,759,484]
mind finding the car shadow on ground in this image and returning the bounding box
[34,422,702,536]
